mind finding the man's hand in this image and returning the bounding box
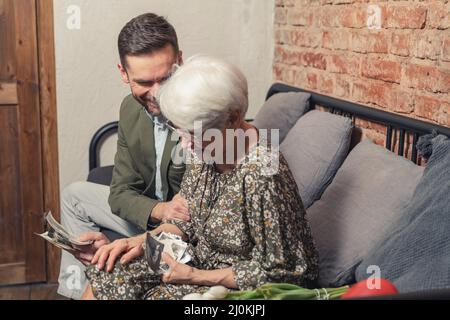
[161,252,196,284]
[91,233,146,272]
[73,232,110,265]
[152,193,189,223]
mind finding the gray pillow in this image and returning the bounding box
[253,91,311,143]
[280,110,353,209]
[306,139,424,287]
[355,134,450,293]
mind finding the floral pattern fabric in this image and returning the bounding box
[86,144,318,300]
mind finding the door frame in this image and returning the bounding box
[36,0,60,283]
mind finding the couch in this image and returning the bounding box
[88,83,450,299]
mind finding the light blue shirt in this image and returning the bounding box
[144,109,168,201]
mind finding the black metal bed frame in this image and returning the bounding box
[89,83,450,170]
[89,121,118,171]
[267,83,450,164]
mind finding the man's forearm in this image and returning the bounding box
[150,202,165,223]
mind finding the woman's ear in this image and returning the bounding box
[227,111,242,127]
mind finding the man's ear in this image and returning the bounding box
[177,50,183,65]
[118,63,130,84]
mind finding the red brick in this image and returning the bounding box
[438,102,450,126]
[427,2,450,29]
[393,89,414,114]
[334,75,351,98]
[275,7,287,25]
[328,54,360,76]
[351,31,389,54]
[443,38,450,62]
[390,32,410,57]
[301,52,327,70]
[290,29,321,48]
[273,64,298,84]
[361,58,402,83]
[275,0,294,6]
[355,118,387,134]
[404,64,440,93]
[353,81,392,108]
[273,64,283,80]
[322,30,351,50]
[275,28,291,45]
[306,72,318,90]
[386,5,427,29]
[340,7,366,28]
[287,8,314,27]
[441,70,450,93]
[414,95,441,122]
[332,0,354,4]
[274,46,301,65]
[412,31,442,61]
[320,6,341,28]
[318,73,334,94]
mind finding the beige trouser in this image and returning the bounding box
[57,181,142,299]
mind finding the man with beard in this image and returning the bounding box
[57,13,189,299]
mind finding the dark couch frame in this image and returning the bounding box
[89,83,450,176]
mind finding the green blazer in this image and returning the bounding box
[108,95,185,231]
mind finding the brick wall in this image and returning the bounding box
[274,0,450,145]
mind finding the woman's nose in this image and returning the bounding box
[180,136,193,149]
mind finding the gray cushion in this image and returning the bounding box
[306,139,424,287]
[280,110,353,209]
[253,92,311,143]
[355,133,450,293]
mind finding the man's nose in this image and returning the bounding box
[150,82,161,97]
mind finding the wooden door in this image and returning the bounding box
[0,0,53,285]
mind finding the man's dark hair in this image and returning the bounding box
[118,13,179,68]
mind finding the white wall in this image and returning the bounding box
[54,0,275,191]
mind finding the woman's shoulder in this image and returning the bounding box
[241,143,291,183]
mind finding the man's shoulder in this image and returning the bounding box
[119,94,142,124]
[120,94,141,113]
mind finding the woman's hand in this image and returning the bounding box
[72,232,110,265]
[152,194,190,223]
[161,252,196,284]
[91,233,146,272]
[161,253,238,288]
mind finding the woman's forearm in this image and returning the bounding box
[191,267,238,289]
[150,223,187,241]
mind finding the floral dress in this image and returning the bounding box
[85,144,319,300]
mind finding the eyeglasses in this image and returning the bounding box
[164,120,179,133]
[165,120,204,145]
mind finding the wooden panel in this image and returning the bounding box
[0,107,24,268]
[37,0,61,283]
[0,263,26,286]
[0,82,17,104]
[30,283,67,300]
[0,0,16,80]
[0,283,68,300]
[0,283,30,300]
[0,0,58,286]
[13,0,46,283]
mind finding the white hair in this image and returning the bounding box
[158,55,248,131]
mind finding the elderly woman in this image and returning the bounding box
[82,56,318,300]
